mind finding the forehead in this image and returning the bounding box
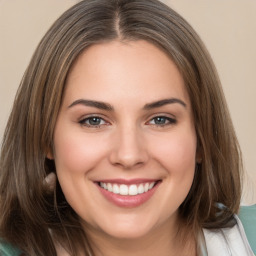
[64,40,190,107]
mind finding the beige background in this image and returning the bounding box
[0,0,255,204]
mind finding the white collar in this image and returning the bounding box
[202,215,254,256]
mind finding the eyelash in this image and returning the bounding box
[78,115,177,128]
[147,116,177,127]
[79,116,108,128]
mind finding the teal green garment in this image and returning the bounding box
[239,204,256,255]
[0,240,21,256]
[0,205,255,255]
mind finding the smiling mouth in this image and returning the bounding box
[98,181,159,196]
[95,180,161,207]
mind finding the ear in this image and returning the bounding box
[196,155,202,164]
[196,146,202,164]
[46,147,54,160]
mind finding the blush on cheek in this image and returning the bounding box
[54,135,109,175]
[158,139,196,167]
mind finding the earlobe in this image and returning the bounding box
[196,156,202,164]
[46,147,54,160]
[196,149,202,164]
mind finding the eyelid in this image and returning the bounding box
[78,114,111,128]
[146,114,177,126]
[77,113,177,128]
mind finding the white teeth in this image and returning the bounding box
[120,184,129,195]
[99,181,157,196]
[144,183,149,192]
[107,183,112,192]
[149,182,154,189]
[113,184,119,194]
[129,185,138,195]
[138,184,144,194]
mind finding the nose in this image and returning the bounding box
[109,126,149,170]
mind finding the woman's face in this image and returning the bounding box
[51,40,198,239]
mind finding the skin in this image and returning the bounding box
[50,40,198,256]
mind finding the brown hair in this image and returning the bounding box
[0,0,242,255]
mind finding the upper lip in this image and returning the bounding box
[95,178,161,185]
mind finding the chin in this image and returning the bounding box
[91,215,156,240]
[103,225,152,240]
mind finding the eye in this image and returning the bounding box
[79,116,108,128]
[147,116,176,126]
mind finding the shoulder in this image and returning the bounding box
[0,240,22,256]
[203,204,256,256]
[239,204,256,254]
[203,223,254,255]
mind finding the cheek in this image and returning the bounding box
[151,129,197,175]
[52,128,110,209]
[53,129,108,174]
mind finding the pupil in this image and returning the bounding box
[89,117,100,125]
[155,117,165,124]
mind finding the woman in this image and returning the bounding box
[0,0,255,255]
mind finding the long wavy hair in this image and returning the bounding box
[0,0,242,255]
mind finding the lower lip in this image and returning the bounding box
[96,182,161,208]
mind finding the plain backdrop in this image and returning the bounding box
[0,0,255,204]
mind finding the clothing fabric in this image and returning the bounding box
[203,215,255,255]
[239,204,256,253]
[0,240,21,256]
[1,205,255,256]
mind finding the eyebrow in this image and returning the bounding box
[68,98,186,111]
[143,98,186,110]
[68,99,114,111]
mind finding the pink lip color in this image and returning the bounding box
[96,181,161,208]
